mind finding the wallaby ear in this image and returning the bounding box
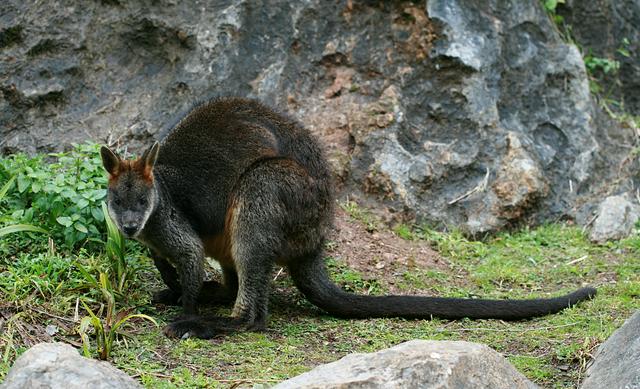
[100,146,121,175]
[142,141,160,169]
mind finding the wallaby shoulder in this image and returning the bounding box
[157,97,325,171]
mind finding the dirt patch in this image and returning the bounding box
[325,208,447,294]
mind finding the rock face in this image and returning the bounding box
[581,310,640,389]
[559,0,640,116]
[274,339,538,389]
[1,0,638,234]
[589,193,640,243]
[0,342,142,389]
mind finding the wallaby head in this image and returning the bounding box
[100,142,160,238]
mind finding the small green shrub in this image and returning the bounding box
[542,0,565,24]
[584,54,620,75]
[0,175,48,238]
[0,143,108,251]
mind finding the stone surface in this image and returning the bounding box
[274,339,538,389]
[581,310,640,389]
[589,193,640,243]
[0,342,142,389]
[559,0,640,116]
[0,0,638,234]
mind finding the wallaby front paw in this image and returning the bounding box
[152,288,180,305]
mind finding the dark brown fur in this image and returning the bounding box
[100,97,596,339]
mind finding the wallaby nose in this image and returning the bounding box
[123,225,138,237]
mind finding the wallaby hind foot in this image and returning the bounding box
[163,315,266,339]
[152,280,237,307]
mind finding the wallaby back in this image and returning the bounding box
[155,97,333,238]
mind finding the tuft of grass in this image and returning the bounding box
[0,224,47,237]
[101,201,133,294]
[326,257,385,295]
[78,273,157,361]
[339,200,381,232]
[393,223,417,240]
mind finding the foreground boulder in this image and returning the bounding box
[274,339,537,388]
[581,310,640,389]
[0,342,141,389]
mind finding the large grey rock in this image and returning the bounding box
[0,0,637,234]
[274,339,538,389]
[581,310,640,389]
[589,194,640,243]
[0,342,142,389]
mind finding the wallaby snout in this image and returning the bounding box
[121,210,140,235]
[122,224,140,237]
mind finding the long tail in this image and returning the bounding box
[288,253,597,321]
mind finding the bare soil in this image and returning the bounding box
[325,208,447,294]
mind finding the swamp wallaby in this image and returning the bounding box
[100,97,596,339]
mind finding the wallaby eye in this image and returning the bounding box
[114,198,122,207]
[138,198,147,207]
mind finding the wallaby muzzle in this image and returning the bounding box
[121,210,141,237]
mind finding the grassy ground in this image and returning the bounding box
[1,213,638,388]
[0,146,638,387]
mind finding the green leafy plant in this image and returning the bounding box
[542,0,564,13]
[76,202,155,361]
[542,0,565,24]
[102,201,131,292]
[78,273,157,360]
[0,143,107,250]
[75,202,136,298]
[0,176,47,238]
[584,54,620,75]
[617,37,631,58]
[583,52,622,97]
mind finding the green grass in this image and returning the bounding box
[4,221,635,388]
[1,148,639,387]
[339,200,381,232]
